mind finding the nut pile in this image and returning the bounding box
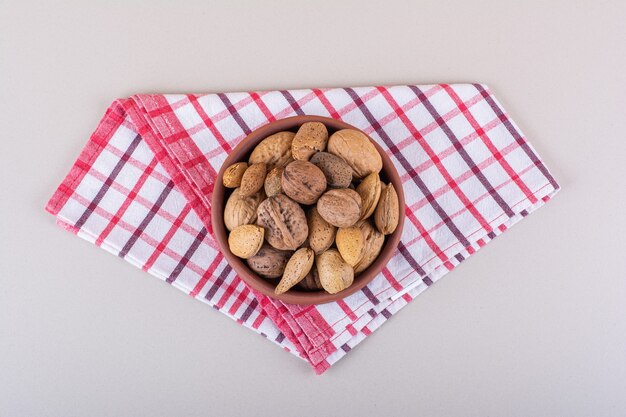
[223,122,399,295]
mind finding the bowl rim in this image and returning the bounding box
[211,115,405,305]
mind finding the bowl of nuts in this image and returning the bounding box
[211,115,405,304]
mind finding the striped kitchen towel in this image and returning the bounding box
[46,84,559,374]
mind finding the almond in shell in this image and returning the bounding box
[309,152,352,188]
[275,248,315,294]
[249,131,295,169]
[228,224,264,259]
[316,188,362,228]
[291,122,328,161]
[316,249,354,294]
[264,166,284,197]
[239,163,266,197]
[374,183,399,235]
[356,172,381,220]
[354,220,385,274]
[306,207,336,255]
[222,162,248,188]
[327,129,382,179]
[335,226,365,267]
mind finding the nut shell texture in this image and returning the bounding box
[309,152,352,188]
[249,131,295,170]
[327,129,382,179]
[246,243,292,278]
[239,163,266,197]
[354,220,385,274]
[228,225,264,259]
[281,160,327,205]
[291,122,328,161]
[306,207,336,255]
[223,188,265,231]
[256,195,308,250]
[222,162,248,188]
[374,183,400,235]
[356,172,382,220]
[316,249,354,294]
[264,166,284,197]
[336,226,365,267]
[275,248,315,294]
[316,188,362,228]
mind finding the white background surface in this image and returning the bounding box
[2,1,625,416]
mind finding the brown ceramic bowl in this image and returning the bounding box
[211,115,405,305]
